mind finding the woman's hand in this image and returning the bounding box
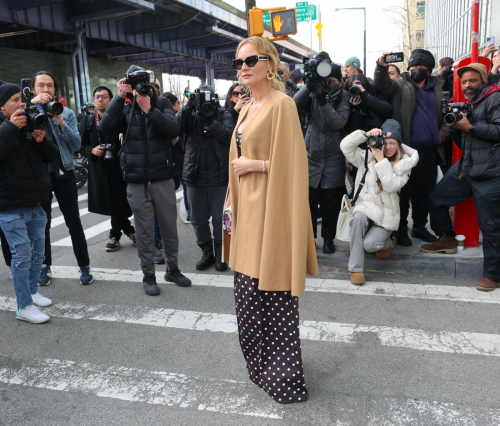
[369,146,384,162]
[234,95,250,112]
[349,96,362,106]
[231,156,253,177]
[92,146,105,157]
[482,44,496,57]
[364,128,382,138]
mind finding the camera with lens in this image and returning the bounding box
[125,69,155,96]
[349,85,361,98]
[303,57,331,95]
[443,102,471,126]
[81,102,95,115]
[190,88,218,118]
[20,80,47,131]
[99,143,114,164]
[367,135,385,149]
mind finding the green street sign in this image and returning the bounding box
[264,4,316,25]
[296,1,308,6]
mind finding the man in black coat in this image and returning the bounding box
[179,84,234,271]
[100,65,190,296]
[0,81,58,323]
[80,86,135,252]
[422,63,500,292]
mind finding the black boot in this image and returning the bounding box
[411,226,438,243]
[214,241,227,272]
[323,239,335,254]
[396,229,412,247]
[196,240,215,271]
[143,275,160,296]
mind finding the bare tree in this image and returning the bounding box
[164,73,183,100]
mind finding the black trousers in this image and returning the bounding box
[429,162,500,281]
[42,171,90,267]
[399,148,438,231]
[309,186,346,240]
[110,216,134,240]
[0,227,11,267]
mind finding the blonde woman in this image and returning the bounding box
[224,37,318,404]
[340,119,419,285]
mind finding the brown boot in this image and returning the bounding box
[477,277,500,292]
[376,240,394,259]
[351,272,365,285]
[420,235,457,254]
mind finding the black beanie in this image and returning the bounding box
[162,92,178,105]
[199,84,215,96]
[407,49,435,72]
[0,81,20,107]
[315,51,331,62]
[382,119,402,144]
[329,64,342,81]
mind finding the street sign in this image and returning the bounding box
[264,4,315,25]
[315,22,323,32]
[296,1,308,6]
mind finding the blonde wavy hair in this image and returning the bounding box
[235,36,285,93]
[376,144,405,194]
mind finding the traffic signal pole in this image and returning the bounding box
[245,0,256,13]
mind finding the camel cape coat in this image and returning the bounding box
[223,89,318,297]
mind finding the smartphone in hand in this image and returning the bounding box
[385,52,404,63]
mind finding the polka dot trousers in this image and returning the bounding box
[233,272,308,404]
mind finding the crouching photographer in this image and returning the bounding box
[100,65,191,296]
[294,52,351,254]
[340,120,419,285]
[422,63,500,292]
[80,86,135,253]
[0,81,58,323]
[179,84,235,271]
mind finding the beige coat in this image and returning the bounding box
[223,90,318,297]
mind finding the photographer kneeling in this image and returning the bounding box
[340,120,419,285]
[178,84,234,271]
[80,86,135,252]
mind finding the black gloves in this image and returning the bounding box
[187,98,196,111]
[314,91,328,106]
[305,78,314,92]
[198,112,214,126]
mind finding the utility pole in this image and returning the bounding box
[318,4,322,52]
[245,0,256,12]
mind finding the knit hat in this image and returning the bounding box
[345,56,361,69]
[315,51,331,62]
[457,62,488,84]
[0,81,20,107]
[329,64,342,81]
[382,119,402,144]
[162,92,178,105]
[290,68,303,81]
[407,49,435,72]
[199,84,215,96]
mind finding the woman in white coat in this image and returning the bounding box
[340,119,419,285]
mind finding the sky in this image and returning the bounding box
[163,0,405,99]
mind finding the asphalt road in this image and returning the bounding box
[1,185,499,426]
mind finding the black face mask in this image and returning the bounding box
[329,83,341,93]
[410,68,429,83]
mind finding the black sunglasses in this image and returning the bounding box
[231,55,269,70]
[232,91,242,96]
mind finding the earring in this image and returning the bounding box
[266,70,274,80]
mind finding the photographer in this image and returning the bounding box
[224,83,250,124]
[31,71,94,286]
[422,63,500,292]
[294,53,351,254]
[80,86,135,252]
[76,102,95,126]
[179,84,234,271]
[343,56,362,80]
[374,49,449,247]
[100,65,190,296]
[341,120,419,285]
[0,81,58,323]
[345,73,393,136]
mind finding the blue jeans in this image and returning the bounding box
[0,206,47,309]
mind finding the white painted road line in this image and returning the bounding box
[1,295,499,357]
[0,354,283,419]
[51,193,88,209]
[51,208,90,229]
[176,190,184,200]
[52,219,115,246]
[49,266,500,305]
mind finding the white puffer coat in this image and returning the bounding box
[340,130,419,231]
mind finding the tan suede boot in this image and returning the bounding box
[376,240,394,259]
[421,235,457,254]
[351,272,365,285]
[477,277,500,292]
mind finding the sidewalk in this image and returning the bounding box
[316,225,484,280]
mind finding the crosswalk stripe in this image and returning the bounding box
[1,295,499,357]
[52,219,114,246]
[50,208,89,229]
[51,193,88,209]
[0,354,283,419]
[49,266,500,305]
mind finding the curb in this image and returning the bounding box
[316,250,483,279]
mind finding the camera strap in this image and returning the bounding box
[351,149,369,208]
[118,95,137,157]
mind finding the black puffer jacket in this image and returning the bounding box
[99,95,179,183]
[179,105,234,186]
[451,85,500,178]
[0,113,58,212]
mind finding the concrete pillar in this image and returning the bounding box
[206,55,215,87]
[491,0,500,40]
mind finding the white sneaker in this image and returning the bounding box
[31,292,52,307]
[15,305,50,323]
